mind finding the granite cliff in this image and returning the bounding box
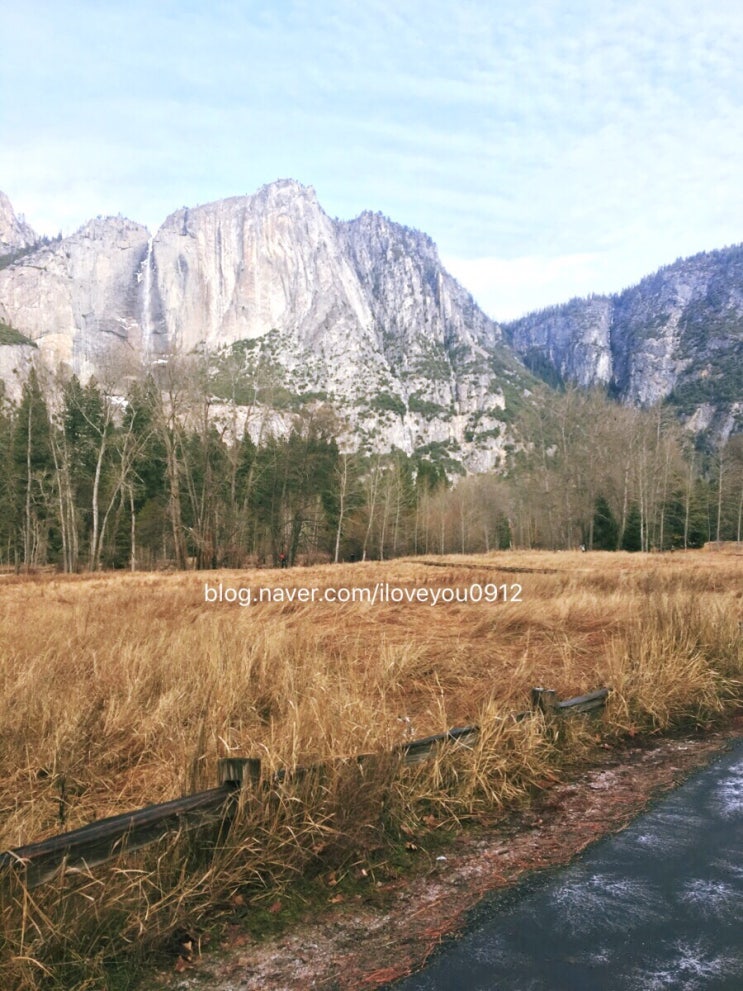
[504,247,743,440]
[0,182,530,470]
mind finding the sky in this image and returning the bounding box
[2,0,743,320]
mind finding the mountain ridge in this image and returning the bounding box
[0,181,740,458]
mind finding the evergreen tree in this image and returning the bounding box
[592,495,619,550]
[123,377,169,567]
[621,503,642,552]
[495,512,512,550]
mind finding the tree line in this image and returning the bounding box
[1,362,741,571]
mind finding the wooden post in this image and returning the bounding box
[530,688,559,715]
[218,758,261,789]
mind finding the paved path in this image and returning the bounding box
[388,740,743,991]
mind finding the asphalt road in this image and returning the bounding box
[387,739,743,991]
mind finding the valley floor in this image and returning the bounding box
[1,547,741,990]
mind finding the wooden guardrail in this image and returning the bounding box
[0,687,609,888]
[0,787,233,889]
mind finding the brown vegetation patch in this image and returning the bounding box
[0,550,741,989]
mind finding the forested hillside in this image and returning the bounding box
[2,364,741,572]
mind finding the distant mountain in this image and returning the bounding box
[504,246,743,442]
[0,181,740,461]
[0,181,537,471]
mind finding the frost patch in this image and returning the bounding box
[680,878,739,919]
[614,807,705,856]
[629,939,740,990]
[550,872,662,935]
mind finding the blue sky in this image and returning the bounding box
[2,0,743,319]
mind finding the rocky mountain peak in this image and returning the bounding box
[74,214,149,241]
[0,191,37,256]
[347,209,438,258]
[0,182,524,469]
[253,177,319,207]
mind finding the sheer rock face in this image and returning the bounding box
[147,181,386,399]
[339,209,500,356]
[147,183,501,390]
[339,210,501,403]
[504,296,614,389]
[0,181,519,468]
[0,343,35,402]
[151,181,374,351]
[504,246,743,439]
[330,208,512,467]
[0,216,150,381]
[0,191,37,255]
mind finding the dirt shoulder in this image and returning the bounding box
[156,715,743,991]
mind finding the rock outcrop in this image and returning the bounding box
[0,191,37,256]
[0,215,150,382]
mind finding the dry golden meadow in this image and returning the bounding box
[0,548,742,989]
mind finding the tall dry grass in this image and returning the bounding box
[0,549,741,988]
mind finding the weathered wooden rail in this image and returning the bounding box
[531,686,610,716]
[0,686,609,888]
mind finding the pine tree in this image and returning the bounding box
[621,503,642,552]
[592,495,619,550]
